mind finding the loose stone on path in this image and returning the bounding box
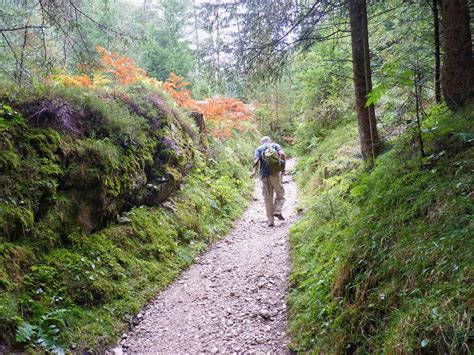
[118,159,298,354]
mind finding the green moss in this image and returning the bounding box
[0,81,258,351]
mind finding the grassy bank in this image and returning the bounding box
[0,82,257,351]
[288,107,473,353]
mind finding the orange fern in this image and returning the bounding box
[49,74,93,88]
[163,73,197,110]
[163,73,253,138]
[96,46,147,84]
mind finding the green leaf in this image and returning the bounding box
[0,117,7,129]
[366,84,386,107]
[15,322,37,342]
[2,104,13,113]
[421,339,430,347]
[350,184,367,198]
[399,70,414,86]
[456,132,474,143]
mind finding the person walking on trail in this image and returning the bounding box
[251,136,286,227]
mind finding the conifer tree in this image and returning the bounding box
[348,0,379,160]
[441,0,474,109]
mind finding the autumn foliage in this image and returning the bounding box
[49,74,93,88]
[163,73,196,110]
[49,47,252,138]
[96,46,147,84]
[163,73,253,137]
[50,46,155,88]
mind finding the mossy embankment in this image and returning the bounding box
[0,82,257,351]
[288,107,473,353]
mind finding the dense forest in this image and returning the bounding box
[0,0,473,353]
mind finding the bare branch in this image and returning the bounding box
[0,25,49,32]
[66,0,140,41]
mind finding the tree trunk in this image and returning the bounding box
[441,0,474,109]
[193,0,200,73]
[212,0,221,85]
[189,111,208,151]
[433,0,441,104]
[361,1,378,155]
[349,0,380,160]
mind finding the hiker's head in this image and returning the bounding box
[261,136,271,144]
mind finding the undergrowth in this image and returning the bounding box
[288,106,473,353]
[0,81,257,352]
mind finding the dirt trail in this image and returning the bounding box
[118,159,298,354]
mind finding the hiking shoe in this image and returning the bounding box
[268,222,275,227]
[273,213,285,220]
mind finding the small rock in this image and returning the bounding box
[118,216,131,224]
[259,309,271,319]
[232,345,241,351]
[211,347,219,353]
[110,347,123,355]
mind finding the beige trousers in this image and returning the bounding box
[261,174,285,224]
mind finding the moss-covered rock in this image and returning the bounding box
[0,81,258,352]
[0,83,195,235]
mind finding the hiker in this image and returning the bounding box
[250,136,286,227]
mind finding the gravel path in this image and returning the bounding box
[118,159,298,354]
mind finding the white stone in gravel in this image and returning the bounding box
[258,309,271,319]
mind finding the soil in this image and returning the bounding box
[117,159,298,353]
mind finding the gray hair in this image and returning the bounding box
[261,136,271,144]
